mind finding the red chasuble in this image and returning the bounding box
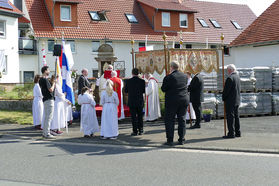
[110,77,122,118]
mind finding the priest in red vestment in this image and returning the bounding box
[110,70,125,120]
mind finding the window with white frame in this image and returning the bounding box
[48,40,55,52]
[0,21,5,38]
[179,14,188,28]
[66,40,75,53]
[209,19,221,28]
[60,5,71,21]
[92,41,100,52]
[162,12,170,27]
[197,18,209,27]
[89,11,108,21]
[125,13,138,23]
[231,20,242,30]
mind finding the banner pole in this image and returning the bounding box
[163,32,168,75]
[221,33,227,136]
[131,38,135,69]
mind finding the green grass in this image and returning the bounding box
[0,110,33,125]
[0,84,33,100]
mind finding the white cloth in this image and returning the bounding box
[65,103,73,122]
[100,91,119,138]
[51,84,67,130]
[78,93,99,135]
[32,83,43,126]
[186,77,196,120]
[119,79,125,120]
[144,76,161,121]
[99,74,107,95]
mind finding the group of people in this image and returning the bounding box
[32,66,73,139]
[33,61,241,144]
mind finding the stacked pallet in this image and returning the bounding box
[253,67,272,91]
[217,67,228,91]
[201,72,217,92]
[238,68,256,92]
[272,68,279,91]
[201,93,217,118]
[272,92,279,113]
[255,93,272,114]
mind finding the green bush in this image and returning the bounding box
[202,109,213,115]
[12,84,34,99]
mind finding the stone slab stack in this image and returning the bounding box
[253,67,272,91]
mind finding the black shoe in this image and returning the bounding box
[138,130,144,135]
[131,132,138,136]
[190,124,200,129]
[84,135,90,138]
[222,135,235,139]
[164,141,174,146]
[235,133,241,137]
[90,133,94,137]
[178,139,185,145]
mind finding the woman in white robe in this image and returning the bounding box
[32,75,43,129]
[65,103,73,125]
[78,87,99,137]
[186,72,196,122]
[100,80,119,139]
[50,83,68,134]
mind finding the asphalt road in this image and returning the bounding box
[1,135,279,186]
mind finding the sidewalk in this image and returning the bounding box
[1,116,279,154]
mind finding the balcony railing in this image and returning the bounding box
[18,38,37,55]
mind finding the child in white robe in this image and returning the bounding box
[100,80,119,139]
[78,87,99,138]
[50,81,69,135]
[32,75,43,130]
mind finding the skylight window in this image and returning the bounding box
[89,11,108,21]
[197,18,209,28]
[231,20,242,29]
[209,19,221,28]
[125,14,138,23]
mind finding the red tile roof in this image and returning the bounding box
[137,0,197,13]
[25,0,256,45]
[55,0,82,4]
[18,16,30,23]
[230,0,279,47]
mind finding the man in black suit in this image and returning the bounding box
[78,68,90,95]
[188,72,204,129]
[125,68,145,135]
[161,61,189,146]
[222,64,241,138]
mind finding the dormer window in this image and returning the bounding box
[209,19,221,28]
[179,14,188,28]
[231,20,242,29]
[125,14,138,23]
[197,18,209,28]
[162,12,170,27]
[60,5,71,21]
[89,11,108,21]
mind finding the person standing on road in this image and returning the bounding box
[125,68,145,136]
[222,64,241,138]
[39,66,56,139]
[32,75,43,130]
[78,68,90,95]
[188,72,204,129]
[161,61,189,146]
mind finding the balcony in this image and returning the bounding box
[18,38,37,55]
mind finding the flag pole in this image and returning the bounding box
[163,32,168,75]
[221,33,227,136]
[131,37,135,69]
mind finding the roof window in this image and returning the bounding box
[231,20,242,29]
[209,19,221,28]
[125,14,138,23]
[197,18,209,28]
[89,11,108,21]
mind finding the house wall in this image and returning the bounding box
[54,3,78,27]
[0,15,19,83]
[229,45,279,68]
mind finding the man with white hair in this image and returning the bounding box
[78,68,90,95]
[144,72,161,121]
[110,70,125,120]
[222,64,241,138]
[98,64,113,96]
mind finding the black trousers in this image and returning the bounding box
[192,102,201,126]
[225,104,240,136]
[129,106,144,133]
[165,100,188,142]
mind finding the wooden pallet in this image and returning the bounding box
[240,90,254,93]
[255,89,272,93]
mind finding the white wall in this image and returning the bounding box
[0,15,19,83]
[229,44,279,68]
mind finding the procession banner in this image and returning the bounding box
[135,49,219,75]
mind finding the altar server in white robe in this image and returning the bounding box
[144,73,161,121]
[186,72,196,122]
[78,87,99,138]
[100,80,119,139]
[65,103,73,126]
[50,79,69,135]
[32,75,43,129]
